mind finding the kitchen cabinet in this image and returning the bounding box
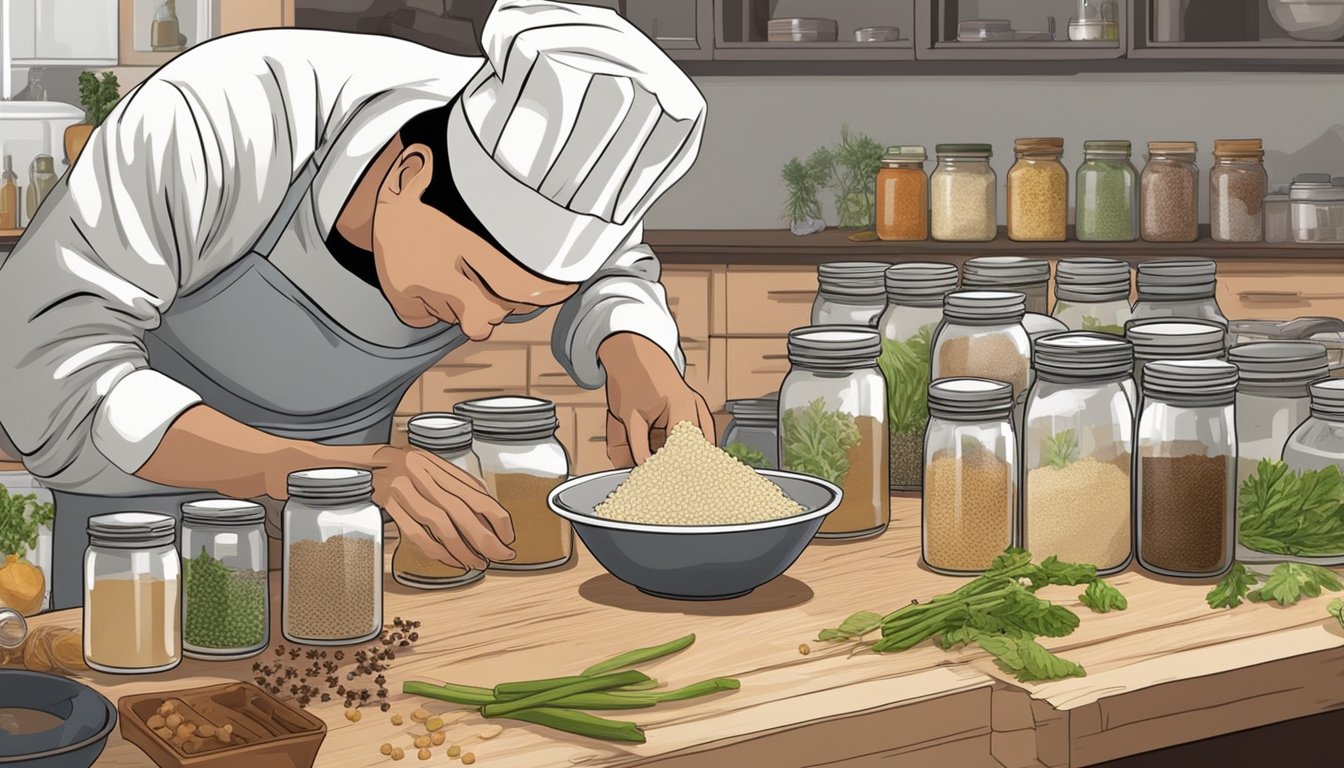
[717,0,916,61]
[724,267,817,336]
[922,0,1127,60]
[8,0,117,66]
[1133,0,1344,60]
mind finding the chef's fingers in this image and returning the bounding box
[421,462,517,548]
[405,471,516,563]
[606,411,635,468]
[385,496,466,570]
[413,447,488,493]
[623,410,654,465]
[695,396,719,445]
[391,477,493,570]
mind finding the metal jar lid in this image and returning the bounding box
[928,378,1014,421]
[453,396,559,442]
[962,256,1050,290]
[1083,139,1132,156]
[786,326,881,371]
[1135,259,1217,298]
[287,468,375,503]
[935,143,992,157]
[943,290,1027,325]
[1291,173,1344,203]
[881,145,926,164]
[1033,332,1134,383]
[1228,342,1330,398]
[817,262,889,301]
[726,397,778,426]
[884,262,959,304]
[1310,379,1344,420]
[408,413,474,453]
[1055,257,1131,302]
[1126,320,1227,359]
[1142,359,1239,406]
[181,499,266,526]
[87,512,176,549]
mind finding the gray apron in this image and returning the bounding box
[50,160,518,609]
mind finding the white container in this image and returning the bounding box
[1291,173,1344,243]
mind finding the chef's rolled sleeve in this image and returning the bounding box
[92,369,203,475]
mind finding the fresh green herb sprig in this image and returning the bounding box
[1207,561,1343,609]
[0,483,55,557]
[1080,316,1126,336]
[1041,430,1080,470]
[878,326,934,436]
[724,443,768,469]
[781,154,827,225]
[781,398,862,486]
[1237,460,1344,557]
[77,71,120,127]
[1329,599,1344,629]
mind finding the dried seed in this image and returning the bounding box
[391,714,404,726]
[345,708,362,722]
[431,732,445,747]
[197,724,216,738]
[462,753,476,765]
[154,727,174,741]
[411,707,430,723]
[147,714,166,729]
[798,644,811,656]
[418,748,432,761]
[413,735,431,749]
[165,714,183,730]
[176,724,196,741]
[477,725,503,740]
[380,743,393,756]
[447,745,461,758]
[426,716,444,732]
[391,747,405,761]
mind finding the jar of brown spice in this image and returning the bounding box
[876,146,928,241]
[1140,141,1199,243]
[1006,138,1068,242]
[1210,139,1267,243]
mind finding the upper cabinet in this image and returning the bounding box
[9,0,118,65]
[1132,0,1344,59]
[119,0,293,66]
[921,0,1126,60]
[718,0,915,61]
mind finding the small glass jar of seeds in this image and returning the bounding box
[395,414,487,589]
[779,326,889,539]
[930,144,997,242]
[1125,319,1226,398]
[812,262,889,326]
[1130,259,1229,343]
[1135,360,1239,579]
[453,397,572,570]
[1141,141,1200,243]
[932,291,1032,426]
[181,499,268,661]
[283,469,383,646]
[962,256,1051,315]
[722,397,780,470]
[1052,257,1132,335]
[1210,139,1267,243]
[84,513,182,674]
[1076,140,1138,242]
[1277,379,1344,566]
[1023,333,1135,575]
[879,262,959,491]
[923,378,1017,575]
[1006,138,1068,242]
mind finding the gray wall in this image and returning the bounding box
[644,72,1344,229]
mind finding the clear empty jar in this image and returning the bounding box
[454,397,572,570]
[1210,139,1267,243]
[932,291,1032,425]
[779,327,889,539]
[84,513,181,674]
[1125,319,1227,396]
[1291,173,1344,244]
[923,378,1017,575]
[722,398,779,469]
[1053,257,1132,335]
[394,414,487,589]
[1024,333,1134,574]
[1130,259,1229,341]
[876,145,928,241]
[1264,186,1291,243]
[1135,360,1239,579]
[930,144,997,242]
[182,500,268,660]
[1278,379,1344,566]
[813,262,889,326]
[283,468,383,645]
[1076,140,1138,242]
[1007,137,1068,242]
[1141,141,1199,243]
[962,256,1051,315]
[879,262,959,491]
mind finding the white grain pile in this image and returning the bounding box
[594,421,805,525]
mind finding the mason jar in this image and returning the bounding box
[962,256,1051,315]
[1140,141,1200,243]
[1023,333,1135,574]
[1228,342,1329,493]
[282,468,383,645]
[1125,319,1227,397]
[930,144,997,242]
[779,326,889,539]
[181,499,268,661]
[1006,137,1068,242]
[932,291,1032,426]
[922,378,1017,575]
[453,397,572,570]
[878,262,959,491]
[876,145,928,242]
[721,398,779,470]
[1130,259,1229,343]
[1210,139,1267,243]
[1052,257,1132,335]
[1076,140,1139,242]
[813,262,889,326]
[84,513,181,674]
[1278,379,1344,566]
[394,414,487,589]
[1135,360,1239,579]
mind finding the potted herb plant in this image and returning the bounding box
[781,149,830,236]
[0,482,55,616]
[783,126,887,236]
[64,71,120,166]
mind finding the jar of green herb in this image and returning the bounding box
[1076,140,1138,242]
[181,499,269,660]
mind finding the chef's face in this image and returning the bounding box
[371,143,579,341]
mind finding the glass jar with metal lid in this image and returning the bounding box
[721,397,779,470]
[1228,342,1330,492]
[84,512,181,673]
[393,414,487,589]
[813,262,889,326]
[1130,259,1229,341]
[181,499,268,660]
[1291,172,1344,243]
[1135,360,1239,579]
[1140,141,1200,243]
[1023,333,1135,575]
[1076,140,1138,242]
[1124,319,1227,396]
[930,144,997,242]
[1277,379,1344,566]
[1053,257,1132,335]
[879,262,959,491]
[923,378,1017,575]
[1007,138,1068,242]
[1210,139,1267,243]
[932,291,1032,426]
[779,326,889,539]
[962,256,1051,315]
[283,468,383,645]
[876,146,928,242]
[453,396,572,570]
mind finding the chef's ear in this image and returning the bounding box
[387,144,434,199]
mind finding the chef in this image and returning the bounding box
[0,0,714,610]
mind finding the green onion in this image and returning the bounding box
[580,634,696,677]
[497,707,646,744]
[481,671,649,718]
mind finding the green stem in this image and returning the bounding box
[402,681,495,707]
[481,670,650,718]
[581,634,696,677]
[495,676,660,697]
[495,707,646,744]
[638,678,739,703]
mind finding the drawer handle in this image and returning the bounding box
[767,289,817,302]
[1239,290,1302,301]
[762,353,789,360]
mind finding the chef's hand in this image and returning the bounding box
[600,333,717,467]
[369,445,516,570]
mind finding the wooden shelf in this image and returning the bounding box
[0,229,22,248]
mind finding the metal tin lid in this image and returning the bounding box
[943,290,1027,325]
[1310,378,1344,420]
[882,145,926,163]
[408,413,473,452]
[1228,342,1330,397]
[288,468,375,502]
[87,512,176,548]
[1291,174,1344,202]
[181,499,266,526]
[962,256,1050,288]
[453,396,559,441]
[1213,138,1263,158]
[1083,140,1132,155]
[884,262,959,304]
[1126,320,1227,359]
[928,377,1014,421]
[817,262,888,300]
[786,326,881,370]
[1135,259,1217,297]
[1015,137,1064,154]
[1055,257,1131,301]
[1033,332,1134,382]
[1142,359,1238,405]
[935,143,992,156]
[1148,140,1197,155]
[726,397,778,425]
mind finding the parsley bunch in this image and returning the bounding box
[1238,460,1344,557]
[1207,562,1343,610]
[0,482,55,557]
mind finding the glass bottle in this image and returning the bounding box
[812,262,888,326]
[1023,333,1135,575]
[151,0,183,51]
[1210,139,1267,243]
[26,156,57,223]
[0,608,26,650]
[1053,257,1132,335]
[922,378,1017,575]
[453,397,572,570]
[1130,259,1229,343]
[1076,140,1138,242]
[0,156,19,230]
[721,398,779,470]
[878,262,959,491]
[930,144,997,242]
[1141,141,1200,243]
[961,256,1051,315]
[931,291,1032,427]
[1125,319,1226,398]
[282,469,383,645]
[1006,138,1068,242]
[779,326,888,539]
[84,513,182,674]
[1135,360,1239,579]
[25,68,46,101]
[1278,379,1344,566]
[181,499,269,661]
[876,145,928,241]
[395,413,487,589]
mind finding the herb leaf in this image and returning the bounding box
[1041,430,1080,470]
[975,633,1087,683]
[878,326,935,435]
[1329,599,1344,629]
[781,398,862,486]
[1026,555,1099,589]
[724,443,768,469]
[1207,563,1259,609]
[1248,563,1344,607]
[1237,460,1344,557]
[1080,315,1126,335]
[1079,581,1128,613]
[817,611,883,642]
[0,483,56,557]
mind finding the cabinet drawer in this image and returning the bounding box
[1217,266,1344,322]
[662,267,712,341]
[433,344,528,389]
[725,337,790,400]
[726,268,817,336]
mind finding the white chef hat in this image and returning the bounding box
[446,0,707,284]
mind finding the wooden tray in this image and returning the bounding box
[118,682,325,768]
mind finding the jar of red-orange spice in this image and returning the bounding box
[876,146,928,241]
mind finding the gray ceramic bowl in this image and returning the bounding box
[548,468,841,600]
[0,670,116,767]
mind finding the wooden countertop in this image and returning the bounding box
[22,496,1344,767]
